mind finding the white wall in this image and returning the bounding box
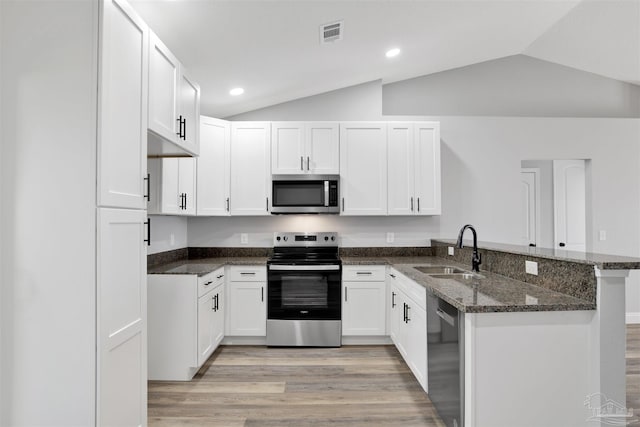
[382,55,640,118]
[148,215,189,254]
[1,1,97,424]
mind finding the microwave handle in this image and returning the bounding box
[324,181,329,207]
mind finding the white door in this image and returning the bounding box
[98,0,148,210]
[306,122,339,174]
[405,303,427,389]
[197,117,231,216]
[414,122,441,215]
[178,158,196,215]
[226,282,266,336]
[197,291,215,366]
[230,122,271,215]
[553,160,586,251]
[389,283,401,345]
[97,208,146,427]
[212,286,225,348]
[342,282,387,336]
[387,123,415,215]
[340,123,388,215]
[148,31,179,144]
[271,122,305,174]
[520,168,540,247]
[178,69,200,155]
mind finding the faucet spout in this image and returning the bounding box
[457,224,482,272]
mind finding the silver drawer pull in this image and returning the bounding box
[356,271,372,275]
[240,272,256,275]
[269,265,340,271]
[204,281,212,286]
[216,274,224,279]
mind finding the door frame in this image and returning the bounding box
[521,167,541,248]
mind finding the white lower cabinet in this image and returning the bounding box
[226,266,267,336]
[387,268,428,391]
[148,267,225,380]
[342,266,387,336]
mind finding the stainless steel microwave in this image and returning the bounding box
[271,175,340,214]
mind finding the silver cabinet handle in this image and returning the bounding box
[261,287,264,302]
[266,197,269,212]
[436,307,455,327]
[216,274,224,279]
[411,197,414,211]
[269,265,340,271]
[144,174,150,201]
[240,272,256,275]
[345,287,348,302]
[417,197,420,212]
[226,197,230,212]
[356,271,372,275]
[342,197,345,212]
[307,156,310,171]
[389,274,396,279]
[300,156,304,171]
[391,292,396,307]
[204,281,212,286]
[406,304,411,323]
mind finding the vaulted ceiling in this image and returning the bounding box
[129,0,640,118]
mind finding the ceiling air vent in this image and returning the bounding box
[320,21,343,44]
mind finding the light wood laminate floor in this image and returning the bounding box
[149,325,640,426]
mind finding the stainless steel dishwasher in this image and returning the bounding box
[427,291,464,427]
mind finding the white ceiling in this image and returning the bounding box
[129,0,640,118]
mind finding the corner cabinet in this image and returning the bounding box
[148,268,225,381]
[271,122,339,174]
[148,30,200,156]
[388,122,441,216]
[230,122,271,216]
[147,158,196,215]
[339,123,388,215]
[342,266,387,336]
[197,117,231,216]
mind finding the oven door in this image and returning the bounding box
[267,264,341,320]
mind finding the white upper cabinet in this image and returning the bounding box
[387,122,441,216]
[340,122,388,215]
[230,122,271,216]
[98,0,148,210]
[148,31,200,156]
[148,158,196,215]
[197,116,231,216]
[271,122,339,174]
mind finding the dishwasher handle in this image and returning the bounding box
[436,307,456,327]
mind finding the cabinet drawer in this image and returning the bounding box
[198,267,225,297]
[228,266,266,282]
[395,272,426,311]
[342,265,386,282]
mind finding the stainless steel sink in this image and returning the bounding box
[430,273,482,280]
[414,266,467,275]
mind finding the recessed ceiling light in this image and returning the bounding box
[385,48,401,58]
[229,87,244,96]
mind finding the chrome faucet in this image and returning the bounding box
[456,224,481,272]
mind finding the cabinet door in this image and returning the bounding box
[414,122,441,216]
[342,281,386,336]
[226,282,266,336]
[197,291,215,367]
[271,122,305,174]
[212,286,225,349]
[178,158,196,215]
[148,31,179,144]
[389,281,401,345]
[197,117,230,216]
[340,123,387,215]
[230,122,271,215]
[387,123,415,216]
[97,207,147,427]
[178,69,200,155]
[306,122,339,174]
[159,159,180,214]
[406,302,428,390]
[98,0,148,210]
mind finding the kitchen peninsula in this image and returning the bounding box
[148,240,639,427]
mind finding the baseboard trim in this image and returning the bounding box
[626,312,640,324]
[342,336,393,345]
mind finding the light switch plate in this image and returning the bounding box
[240,233,248,244]
[525,294,539,305]
[525,260,538,275]
[448,247,454,256]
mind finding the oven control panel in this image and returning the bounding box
[273,232,338,247]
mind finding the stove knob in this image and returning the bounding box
[331,236,335,241]
[283,236,288,241]
[276,236,281,241]
[324,236,329,241]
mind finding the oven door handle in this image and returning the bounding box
[268,264,341,271]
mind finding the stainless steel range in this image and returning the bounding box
[266,232,341,347]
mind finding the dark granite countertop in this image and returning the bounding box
[342,255,595,313]
[432,239,640,270]
[147,257,268,277]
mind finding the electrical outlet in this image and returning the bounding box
[240,233,248,244]
[448,247,454,256]
[170,233,175,246]
[525,260,538,276]
[386,232,394,243]
[525,294,539,305]
[599,230,607,241]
